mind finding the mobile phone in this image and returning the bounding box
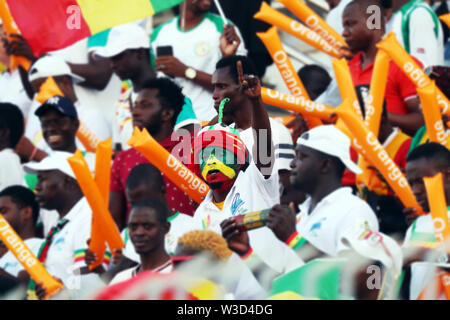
[156,45,173,57]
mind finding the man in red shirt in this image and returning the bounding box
[109,78,196,230]
[343,0,424,137]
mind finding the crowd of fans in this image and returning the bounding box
[0,0,449,300]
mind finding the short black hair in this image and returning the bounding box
[215,55,258,84]
[141,78,185,126]
[0,103,24,148]
[0,185,40,226]
[346,0,386,17]
[130,198,168,225]
[407,142,450,170]
[126,163,164,192]
[297,65,332,100]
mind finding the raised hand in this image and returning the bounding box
[220,24,240,57]
[236,60,260,100]
[4,33,37,62]
[154,56,187,78]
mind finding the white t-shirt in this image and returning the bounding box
[150,13,247,121]
[121,211,194,263]
[193,161,304,274]
[109,259,173,285]
[326,0,352,36]
[390,3,444,67]
[236,118,295,174]
[296,187,380,257]
[0,69,33,118]
[25,100,111,154]
[0,149,25,191]
[44,198,105,299]
[403,212,450,300]
[0,237,44,277]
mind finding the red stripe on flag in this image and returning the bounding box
[7,0,91,56]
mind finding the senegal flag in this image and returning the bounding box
[4,0,183,56]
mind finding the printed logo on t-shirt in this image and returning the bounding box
[230,193,246,216]
[309,217,327,237]
[195,41,211,57]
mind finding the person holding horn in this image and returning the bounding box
[192,60,303,275]
[22,152,108,299]
[342,0,424,137]
[403,142,450,300]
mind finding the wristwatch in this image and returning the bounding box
[185,67,197,80]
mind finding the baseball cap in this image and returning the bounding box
[94,23,149,58]
[35,95,78,119]
[296,125,362,174]
[28,55,85,83]
[23,151,77,179]
[342,228,403,274]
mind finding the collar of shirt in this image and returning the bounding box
[348,52,375,73]
[298,187,354,217]
[56,197,90,226]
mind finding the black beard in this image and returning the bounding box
[209,182,224,190]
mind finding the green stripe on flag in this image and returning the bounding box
[150,0,184,13]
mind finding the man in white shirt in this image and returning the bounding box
[0,186,43,287]
[211,55,296,198]
[192,63,303,274]
[151,0,247,121]
[0,103,25,191]
[109,198,172,285]
[389,0,444,67]
[266,125,379,258]
[403,142,450,300]
[25,55,111,154]
[23,152,107,299]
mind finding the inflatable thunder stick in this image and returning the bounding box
[332,59,363,119]
[440,13,450,28]
[0,214,63,298]
[254,2,341,58]
[0,0,31,71]
[276,0,347,50]
[423,173,450,300]
[88,138,113,270]
[377,32,450,117]
[335,101,424,215]
[68,151,124,256]
[417,83,449,147]
[257,27,322,128]
[261,87,337,121]
[127,128,209,204]
[356,50,390,189]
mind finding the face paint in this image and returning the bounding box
[199,147,239,191]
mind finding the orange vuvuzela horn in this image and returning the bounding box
[127,128,209,204]
[254,2,341,58]
[440,13,450,28]
[68,150,124,257]
[0,0,31,71]
[276,0,347,51]
[262,87,337,121]
[88,138,113,270]
[423,173,450,300]
[356,50,390,190]
[417,82,449,148]
[257,26,322,128]
[377,32,450,117]
[0,214,63,298]
[336,100,424,215]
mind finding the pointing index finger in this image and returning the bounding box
[236,60,246,87]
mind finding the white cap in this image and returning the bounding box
[94,23,149,58]
[296,125,362,174]
[23,151,77,179]
[342,228,403,274]
[28,55,85,83]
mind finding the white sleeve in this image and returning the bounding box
[408,8,444,67]
[79,108,112,142]
[247,161,280,203]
